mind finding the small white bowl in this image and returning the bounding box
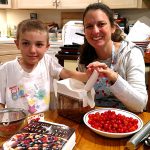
[83,108,143,138]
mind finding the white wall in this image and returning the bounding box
[0,9,61,36]
[0,8,150,37]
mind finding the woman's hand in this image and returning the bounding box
[87,61,118,84]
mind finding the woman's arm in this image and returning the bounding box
[0,65,6,108]
[59,68,90,82]
[110,48,148,112]
[84,47,147,112]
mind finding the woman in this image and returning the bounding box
[78,3,148,112]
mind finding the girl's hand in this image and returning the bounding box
[87,61,118,84]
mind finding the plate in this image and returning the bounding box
[83,108,143,138]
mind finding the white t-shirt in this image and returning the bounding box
[0,54,63,114]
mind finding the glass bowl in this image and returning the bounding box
[0,108,27,137]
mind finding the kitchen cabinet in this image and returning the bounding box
[0,0,12,8]
[1,0,149,9]
[55,0,98,9]
[137,0,150,8]
[101,0,150,8]
[14,0,98,9]
[101,0,138,8]
[0,44,20,64]
[14,0,55,9]
[0,42,61,64]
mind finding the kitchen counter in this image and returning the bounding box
[0,110,150,149]
[0,37,63,45]
[0,44,20,64]
[0,37,15,44]
[0,40,63,64]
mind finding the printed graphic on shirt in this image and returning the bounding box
[9,85,27,100]
[9,79,50,114]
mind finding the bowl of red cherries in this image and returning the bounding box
[83,108,143,138]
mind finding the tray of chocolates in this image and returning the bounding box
[3,120,76,150]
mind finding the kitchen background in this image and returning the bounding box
[0,0,150,72]
[0,9,150,37]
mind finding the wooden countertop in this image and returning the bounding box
[1,43,149,61]
[0,43,20,55]
[0,110,150,150]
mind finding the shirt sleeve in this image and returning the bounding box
[46,54,63,79]
[0,65,6,105]
[110,48,148,112]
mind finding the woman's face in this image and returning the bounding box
[15,30,49,69]
[84,9,115,50]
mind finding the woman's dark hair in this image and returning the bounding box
[79,39,97,66]
[79,3,124,66]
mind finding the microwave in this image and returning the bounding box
[62,20,84,46]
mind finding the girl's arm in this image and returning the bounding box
[59,68,91,82]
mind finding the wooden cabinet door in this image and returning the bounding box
[0,44,20,64]
[101,0,138,8]
[57,0,98,9]
[16,0,56,9]
[0,0,12,8]
[15,0,99,9]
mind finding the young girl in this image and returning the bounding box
[0,19,91,114]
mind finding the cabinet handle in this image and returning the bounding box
[52,0,57,6]
[57,0,60,7]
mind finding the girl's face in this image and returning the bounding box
[84,9,115,50]
[15,30,49,69]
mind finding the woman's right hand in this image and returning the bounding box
[87,61,118,84]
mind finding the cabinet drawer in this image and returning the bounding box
[0,54,21,64]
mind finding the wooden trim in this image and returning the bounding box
[147,70,150,111]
